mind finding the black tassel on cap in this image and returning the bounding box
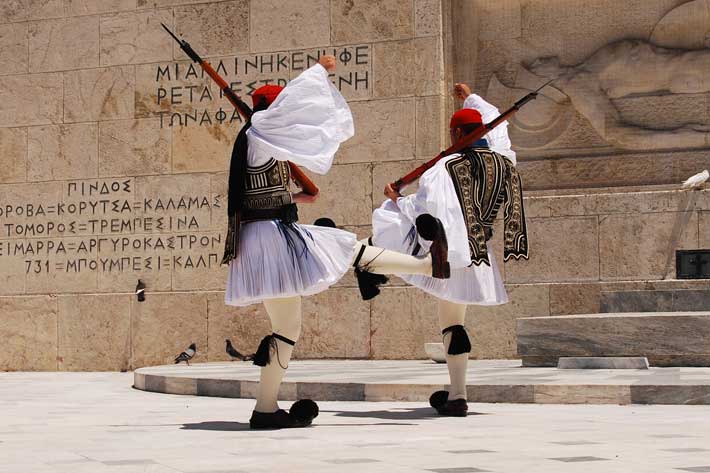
[252,333,296,367]
[442,325,471,355]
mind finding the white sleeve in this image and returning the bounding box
[395,160,472,268]
[463,93,517,165]
[247,64,355,174]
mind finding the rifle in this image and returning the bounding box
[391,80,553,191]
[160,23,319,196]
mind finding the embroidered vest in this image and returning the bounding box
[240,158,296,222]
[445,148,529,266]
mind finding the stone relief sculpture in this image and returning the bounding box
[526,39,710,150]
[490,0,710,151]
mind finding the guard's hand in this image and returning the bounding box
[384,183,402,202]
[453,83,472,101]
[292,191,319,204]
[319,55,337,72]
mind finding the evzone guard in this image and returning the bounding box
[222,56,451,430]
[368,83,530,416]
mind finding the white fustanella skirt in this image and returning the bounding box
[372,203,508,306]
[225,220,357,307]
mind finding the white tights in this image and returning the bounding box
[253,241,436,413]
[438,299,469,401]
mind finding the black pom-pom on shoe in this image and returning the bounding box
[429,390,449,409]
[290,399,319,424]
[355,267,389,300]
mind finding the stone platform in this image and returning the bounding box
[517,312,710,367]
[134,359,710,405]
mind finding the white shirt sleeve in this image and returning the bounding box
[246,64,354,174]
[463,93,517,165]
[393,156,472,268]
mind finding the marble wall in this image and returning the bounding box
[448,0,710,189]
[0,1,708,371]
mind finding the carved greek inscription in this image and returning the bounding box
[152,45,371,128]
[0,179,223,276]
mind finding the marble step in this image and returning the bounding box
[517,312,710,367]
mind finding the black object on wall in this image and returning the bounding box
[676,250,710,279]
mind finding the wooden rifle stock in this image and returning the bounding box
[161,23,319,196]
[391,82,551,191]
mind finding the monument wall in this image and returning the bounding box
[0,0,708,371]
[449,0,710,190]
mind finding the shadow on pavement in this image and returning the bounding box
[181,421,250,431]
[322,407,488,420]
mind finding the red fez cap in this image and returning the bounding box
[450,108,483,129]
[252,85,284,107]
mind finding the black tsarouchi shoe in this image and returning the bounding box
[429,390,468,417]
[249,400,319,429]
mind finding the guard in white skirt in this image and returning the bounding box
[371,86,529,416]
[222,56,451,429]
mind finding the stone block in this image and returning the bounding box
[506,216,600,283]
[296,288,370,359]
[557,357,649,369]
[133,173,214,232]
[174,1,249,59]
[0,73,63,127]
[416,95,444,158]
[469,284,550,359]
[700,211,710,247]
[99,119,171,177]
[0,23,28,75]
[210,172,228,230]
[206,292,270,362]
[0,239,27,295]
[137,0,212,7]
[96,235,174,293]
[366,383,444,402]
[0,128,27,184]
[468,384,534,403]
[415,0,442,37]
[549,284,601,316]
[29,17,99,72]
[100,9,173,66]
[163,376,197,395]
[371,160,420,208]
[517,312,710,367]
[250,0,328,52]
[0,296,57,371]
[331,0,414,44]
[373,38,441,98]
[338,98,416,164]
[630,385,710,405]
[131,292,208,368]
[172,121,237,174]
[533,385,631,405]
[25,236,100,294]
[28,124,98,181]
[171,231,226,291]
[475,0,522,41]
[196,378,241,398]
[600,290,674,313]
[57,294,130,371]
[297,163,372,227]
[0,181,62,230]
[371,288,440,359]
[297,382,366,401]
[672,290,710,312]
[65,0,136,16]
[599,212,699,280]
[0,0,64,23]
[64,66,135,122]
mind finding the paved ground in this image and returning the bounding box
[1,372,710,473]
[136,360,710,404]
